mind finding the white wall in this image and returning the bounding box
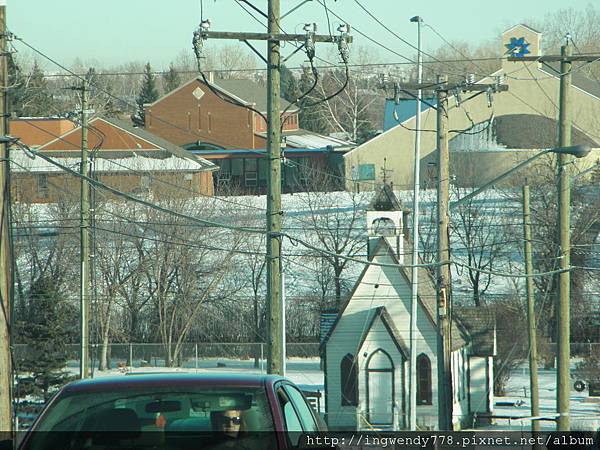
[469,356,491,415]
[451,348,471,429]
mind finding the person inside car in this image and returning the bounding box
[213,409,244,439]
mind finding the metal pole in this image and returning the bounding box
[557,43,572,432]
[522,185,541,444]
[80,80,90,379]
[436,75,453,430]
[282,272,286,377]
[266,0,284,375]
[409,14,423,432]
[0,1,12,432]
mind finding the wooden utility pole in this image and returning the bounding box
[435,75,453,431]
[79,80,90,379]
[195,6,351,376]
[0,0,12,433]
[266,0,283,374]
[556,43,572,432]
[522,185,541,444]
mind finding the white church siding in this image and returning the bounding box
[357,319,405,429]
[450,348,471,429]
[325,310,369,430]
[469,356,491,417]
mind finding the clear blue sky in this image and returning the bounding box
[8,0,595,70]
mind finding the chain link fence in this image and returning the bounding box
[13,342,321,374]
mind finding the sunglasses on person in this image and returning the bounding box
[220,416,242,425]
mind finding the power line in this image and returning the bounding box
[423,22,491,75]
[351,0,444,69]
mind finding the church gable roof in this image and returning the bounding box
[321,237,469,351]
[368,184,403,211]
[357,306,409,358]
[454,307,496,356]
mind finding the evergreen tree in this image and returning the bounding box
[280,65,299,103]
[135,62,159,125]
[10,60,56,117]
[16,277,71,401]
[7,54,27,116]
[298,66,328,133]
[24,61,55,116]
[162,63,181,94]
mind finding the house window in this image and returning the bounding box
[208,112,212,132]
[247,110,252,128]
[341,353,358,406]
[37,174,49,199]
[417,353,432,405]
[187,112,191,131]
[198,106,202,129]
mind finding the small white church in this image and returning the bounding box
[321,185,496,431]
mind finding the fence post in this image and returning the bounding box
[129,343,133,369]
[261,344,264,373]
[195,343,198,371]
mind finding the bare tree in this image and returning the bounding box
[93,199,152,370]
[450,185,505,307]
[493,297,530,396]
[134,194,246,366]
[240,229,267,368]
[295,168,368,306]
[424,39,500,84]
[202,44,257,80]
[298,46,382,143]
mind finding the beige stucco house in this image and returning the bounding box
[344,24,600,190]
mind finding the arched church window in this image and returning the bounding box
[341,353,358,406]
[372,217,396,237]
[417,353,432,405]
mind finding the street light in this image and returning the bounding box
[408,13,423,432]
[452,145,591,208]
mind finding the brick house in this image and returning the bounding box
[144,75,353,193]
[10,117,216,204]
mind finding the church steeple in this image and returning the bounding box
[366,184,405,262]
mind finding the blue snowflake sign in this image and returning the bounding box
[506,37,531,57]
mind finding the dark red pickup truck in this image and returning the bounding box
[4,373,330,450]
